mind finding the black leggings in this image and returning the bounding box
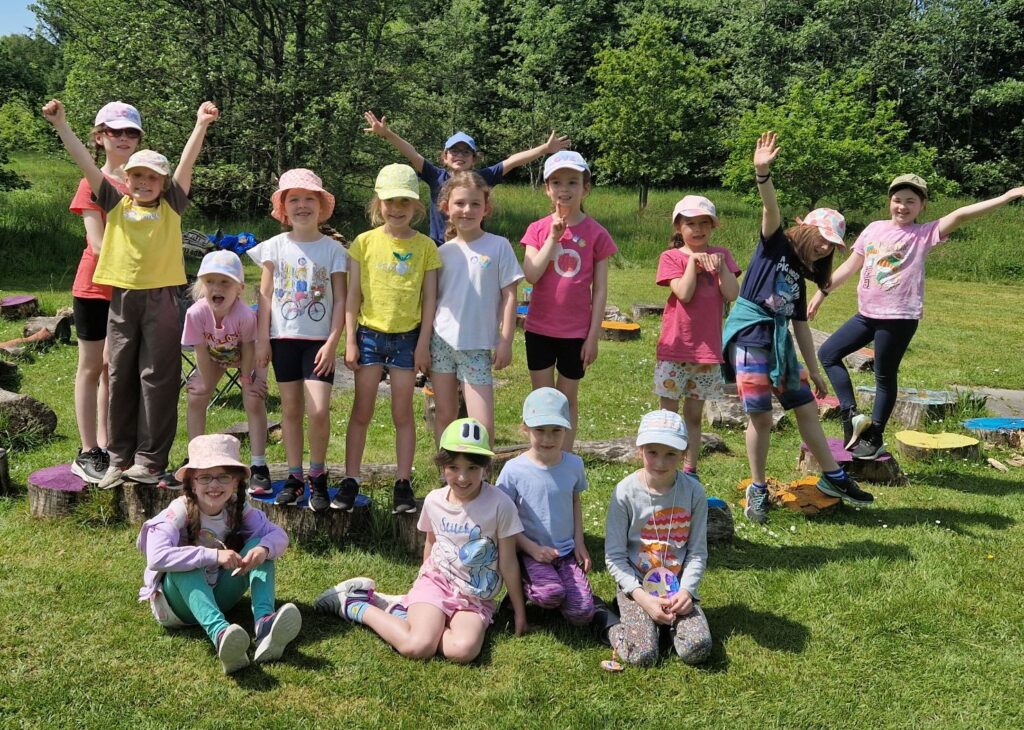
[818,313,918,428]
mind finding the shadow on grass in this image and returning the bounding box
[910,470,1024,498]
[817,505,1014,535]
[712,538,914,571]
[699,603,810,672]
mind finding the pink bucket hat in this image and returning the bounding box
[270,168,336,224]
[798,208,846,247]
[672,195,719,226]
[174,434,251,481]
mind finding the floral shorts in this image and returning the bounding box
[430,333,493,386]
[653,360,724,401]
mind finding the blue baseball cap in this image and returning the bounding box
[522,387,571,429]
[444,132,477,152]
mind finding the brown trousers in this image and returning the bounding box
[106,287,182,471]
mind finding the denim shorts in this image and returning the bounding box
[357,325,418,370]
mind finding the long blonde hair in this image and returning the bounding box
[438,171,492,242]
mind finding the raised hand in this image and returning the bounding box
[197,101,219,125]
[545,130,571,154]
[41,99,66,126]
[363,111,389,137]
[753,131,780,173]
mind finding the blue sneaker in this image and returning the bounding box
[253,603,302,664]
[744,483,770,524]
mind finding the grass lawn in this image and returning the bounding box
[2,154,1023,727]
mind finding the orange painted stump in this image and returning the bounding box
[739,476,841,516]
[29,464,88,518]
[600,320,641,341]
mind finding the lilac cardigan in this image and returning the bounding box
[137,496,289,601]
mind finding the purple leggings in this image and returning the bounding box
[521,553,596,625]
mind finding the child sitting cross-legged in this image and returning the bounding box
[495,388,595,626]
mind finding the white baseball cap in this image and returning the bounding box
[197,250,244,284]
[543,150,590,181]
[672,195,719,226]
[636,410,688,451]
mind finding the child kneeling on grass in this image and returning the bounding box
[605,410,712,666]
[137,434,300,674]
[496,387,595,626]
[315,418,527,664]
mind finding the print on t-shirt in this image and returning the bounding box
[861,240,906,291]
[765,258,802,317]
[434,521,500,599]
[636,506,692,576]
[273,256,329,322]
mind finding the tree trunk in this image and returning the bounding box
[0,447,11,495]
[638,179,649,210]
[0,388,57,439]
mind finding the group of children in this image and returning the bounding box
[44,99,1023,672]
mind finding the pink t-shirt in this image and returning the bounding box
[70,175,128,300]
[181,297,257,368]
[521,215,618,339]
[854,220,947,320]
[655,246,741,363]
[417,482,523,601]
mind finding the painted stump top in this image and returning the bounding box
[963,417,1024,433]
[802,437,892,463]
[816,394,840,408]
[250,480,371,510]
[2,295,37,306]
[707,497,728,510]
[895,431,979,449]
[857,386,960,405]
[28,463,87,493]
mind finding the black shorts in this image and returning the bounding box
[524,331,586,380]
[270,338,334,383]
[73,296,110,342]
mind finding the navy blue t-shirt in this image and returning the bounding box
[735,226,807,348]
[419,160,504,245]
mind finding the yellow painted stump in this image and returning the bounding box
[895,431,981,461]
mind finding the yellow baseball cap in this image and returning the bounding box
[375,163,420,200]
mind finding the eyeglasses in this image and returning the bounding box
[193,473,237,486]
[102,127,142,140]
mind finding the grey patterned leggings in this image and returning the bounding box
[608,591,712,666]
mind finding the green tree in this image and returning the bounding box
[722,73,949,213]
[586,10,715,209]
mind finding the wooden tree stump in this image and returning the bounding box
[121,482,180,524]
[740,476,840,516]
[810,327,874,372]
[220,419,283,444]
[0,388,57,439]
[816,394,841,419]
[515,305,528,330]
[395,499,427,556]
[631,303,664,319]
[1,295,39,320]
[23,313,73,344]
[248,486,371,544]
[896,431,981,461]
[600,320,641,341]
[962,417,1024,448]
[706,497,734,545]
[0,447,12,495]
[494,434,728,467]
[705,384,786,430]
[266,463,397,487]
[29,464,88,518]
[1,328,56,356]
[797,438,908,485]
[0,358,17,383]
[857,387,976,428]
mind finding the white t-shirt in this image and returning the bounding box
[247,233,348,339]
[434,232,524,350]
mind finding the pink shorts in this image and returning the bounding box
[404,567,496,625]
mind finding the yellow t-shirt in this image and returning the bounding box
[349,227,441,333]
[92,179,188,290]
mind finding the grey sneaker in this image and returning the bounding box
[253,603,302,664]
[744,483,770,524]
[216,624,251,674]
[123,464,161,484]
[71,447,107,482]
[97,465,123,490]
[248,464,273,496]
[313,577,376,619]
[817,472,874,506]
[850,425,886,460]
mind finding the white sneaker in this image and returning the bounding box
[845,414,871,449]
[253,603,302,664]
[216,624,251,674]
[97,466,123,490]
[122,464,161,484]
[313,577,376,618]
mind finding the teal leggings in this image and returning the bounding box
[162,536,275,645]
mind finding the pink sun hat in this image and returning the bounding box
[671,195,719,226]
[174,434,250,482]
[270,168,336,224]
[798,207,846,247]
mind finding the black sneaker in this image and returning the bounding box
[331,477,359,511]
[850,426,886,460]
[817,472,874,506]
[392,478,417,514]
[248,465,273,496]
[71,447,107,482]
[840,408,855,448]
[275,474,304,505]
[308,473,331,512]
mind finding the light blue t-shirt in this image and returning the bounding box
[496,452,587,556]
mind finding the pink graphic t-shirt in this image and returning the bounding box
[521,215,618,339]
[181,297,257,368]
[655,246,741,363]
[854,220,947,320]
